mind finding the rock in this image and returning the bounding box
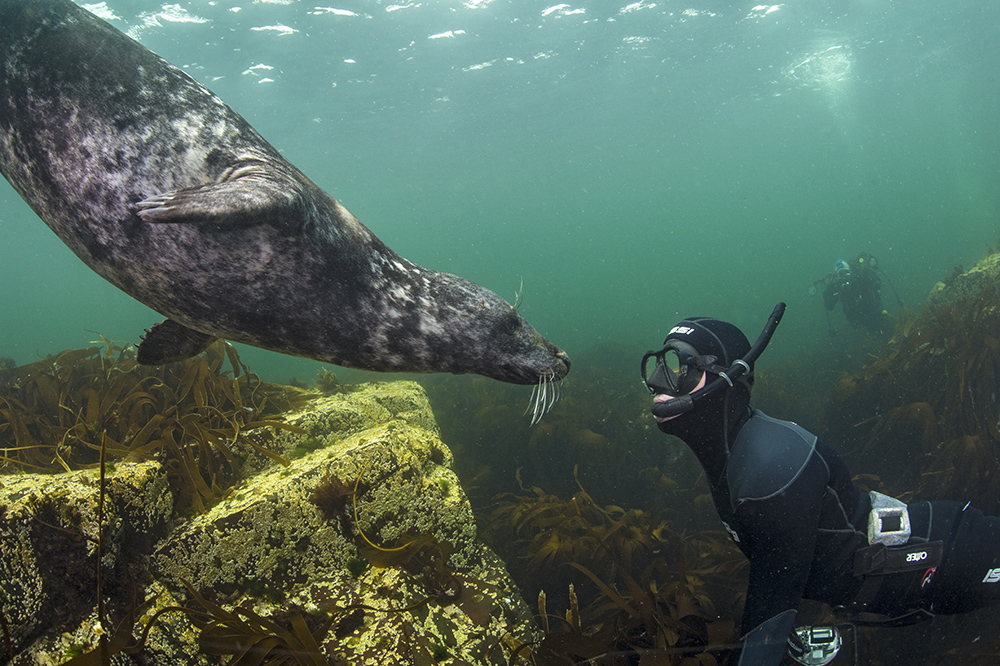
[927,253,1000,309]
[0,381,536,664]
[0,461,172,656]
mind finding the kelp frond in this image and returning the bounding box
[0,340,313,514]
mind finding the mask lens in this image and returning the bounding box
[662,348,685,377]
[641,352,660,392]
[673,364,705,395]
[642,346,694,394]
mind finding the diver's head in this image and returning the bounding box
[644,317,753,392]
[835,259,851,277]
[642,316,754,440]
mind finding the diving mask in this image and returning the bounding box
[641,303,787,419]
[641,341,723,396]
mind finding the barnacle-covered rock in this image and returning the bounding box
[927,252,1000,308]
[0,381,536,665]
[235,380,441,476]
[0,461,173,658]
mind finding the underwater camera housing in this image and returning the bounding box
[645,302,786,420]
[788,625,856,666]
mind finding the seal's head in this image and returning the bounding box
[438,278,570,386]
[484,302,570,426]
[481,305,571,386]
[411,274,569,423]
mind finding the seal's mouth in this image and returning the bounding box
[551,350,571,381]
[527,348,571,385]
[492,347,570,386]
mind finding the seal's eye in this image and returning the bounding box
[501,314,522,336]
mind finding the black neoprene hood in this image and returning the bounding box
[662,317,752,374]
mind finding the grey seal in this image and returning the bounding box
[0,0,570,396]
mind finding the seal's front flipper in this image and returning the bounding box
[137,319,217,365]
[136,161,304,229]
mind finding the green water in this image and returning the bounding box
[2,0,998,382]
[3,1,1000,662]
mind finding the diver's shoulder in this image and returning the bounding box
[730,411,819,473]
[742,410,818,447]
[728,411,821,503]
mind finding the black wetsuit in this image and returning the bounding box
[822,267,886,335]
[718,410,1000,665]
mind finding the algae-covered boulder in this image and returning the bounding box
[0,381,536,665]
[927,252,1000,308]
[0,461,172,656]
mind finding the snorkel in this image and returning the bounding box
[646,302,786,420]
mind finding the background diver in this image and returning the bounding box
[642,303,1000,666]
[810,253,902,340]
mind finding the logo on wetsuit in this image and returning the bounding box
[983,567,1000,583]
[921,567,936,588]
[905,550,929,563]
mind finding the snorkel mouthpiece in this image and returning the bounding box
[651,393,696,419]
[646,302,786,420]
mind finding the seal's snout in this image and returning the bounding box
[553,350,571,380]
[492,344,571,386]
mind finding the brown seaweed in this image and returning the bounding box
[826,285,1000,506]
[0,339,312,514]
[488,473,745,665]
[179,582,339,666]
[490,467,680,585]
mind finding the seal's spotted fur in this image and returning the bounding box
[0,0,569,386]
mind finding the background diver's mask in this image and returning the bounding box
[641,341,729,396]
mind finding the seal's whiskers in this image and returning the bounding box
[525,370,562,426]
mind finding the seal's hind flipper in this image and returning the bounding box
[137,319,218,365]
[136,165,304,229]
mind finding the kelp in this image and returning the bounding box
[489,472,746,665]
[508,541,740,665]
[490,467,681,584]
[0,339,312,514]
[59,584,159,666]
[563,557,737,665]
[826,285,1000,506]
[167,582,343,666]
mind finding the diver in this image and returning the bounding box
[810,253,900,339]
[642,303,1000,666]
